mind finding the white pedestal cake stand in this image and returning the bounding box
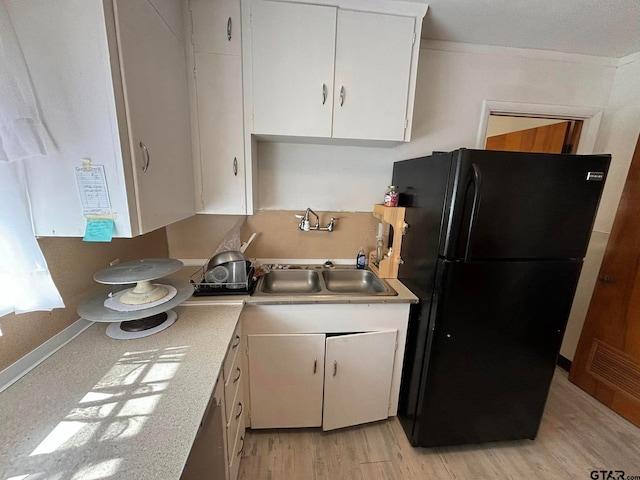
[77,258,194,339]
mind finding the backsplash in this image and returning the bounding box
[0,230,168,371]
[166,210,381,262]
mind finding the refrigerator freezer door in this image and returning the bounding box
[441,149,610,261]
[409,258,582,447]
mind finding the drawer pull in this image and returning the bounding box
[333,360,337,377]
[140,141,150,172]
[227,17,232,41]
[233,367,241,383]
[238,435,245,456]
[232,334,240,349]
[235,401,243,419]
[313,358,317,374]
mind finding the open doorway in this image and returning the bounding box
[475,100,603,155]
[485,115,583,154]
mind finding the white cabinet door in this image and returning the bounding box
[195,52,246,214]
[323,330,397,431]
[113,0,194,233]
[332,10,415,141]
[251,1,336,137]
[248,334,325,428]
[191,0,241,55]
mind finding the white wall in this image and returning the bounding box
[258,41,617,211]
[560,53,640,359]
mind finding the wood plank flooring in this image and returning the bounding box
[239,369,640,479]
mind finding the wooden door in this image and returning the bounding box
[323,330,397,431]
[332,10,415,141]
[569,134,640,427]
[251,1,336,137]
[113,0,194,234]
[485,121,569,153]
[247,334,325,428]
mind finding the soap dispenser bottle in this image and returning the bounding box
[356,247,366,269]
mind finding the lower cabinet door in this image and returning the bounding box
[180,379,226,479]
[248,334,325,428]
[323,330,397,431]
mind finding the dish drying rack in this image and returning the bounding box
[189,261,258,296]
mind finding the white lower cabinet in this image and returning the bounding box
[248,334,325,428]
[181,321,244,480]
[242,303,409,431]
[323,331,397,431]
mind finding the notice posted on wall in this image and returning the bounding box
[75,164,115,242]
[75,165,112,215]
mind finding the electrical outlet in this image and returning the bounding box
[109,258,120,267]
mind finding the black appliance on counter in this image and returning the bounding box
[393,148,610,447]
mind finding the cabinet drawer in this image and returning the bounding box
[226,380,244,455]
[223,322,242,382]
[228,411,246,480]
[224,341,243,418]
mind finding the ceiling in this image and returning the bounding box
[420,0,640,58]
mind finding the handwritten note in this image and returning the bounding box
[75,165,112,215]
[83,218,114,242]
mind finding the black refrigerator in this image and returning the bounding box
[393,148,610,447]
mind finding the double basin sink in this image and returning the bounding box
[253,266,397,297]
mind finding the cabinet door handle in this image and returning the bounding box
[339,86,345,107]
[227,17,232,41]
[233,366,241,383]
[333,360,337,377]
[313,358,317,374]
[322,84,327,105]
[232,334,240,349]
[235,401,243,419]
[238,435,245,456]
[139,141,150,172]
[233,157,238,176]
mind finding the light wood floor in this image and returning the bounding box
[239,369,640,479]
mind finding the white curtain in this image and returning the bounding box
[0,1,54,162]
[0,1,64,316]
[0,162,65,316]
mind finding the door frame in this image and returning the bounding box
[475,100,603,154]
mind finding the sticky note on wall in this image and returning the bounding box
[83,218,114,242]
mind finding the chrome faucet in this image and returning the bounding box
[295,208,337,232]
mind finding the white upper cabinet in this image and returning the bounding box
[332,11,415,141]
[9,0,194,237]
[114,0,194,234]
[191,0,241,55]
[251,1,336,137]
[189,0,253,214]
[249,0,426,143]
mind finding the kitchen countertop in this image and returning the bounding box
[0,261,416,480]
[176,262,419,306]
[0,304,243,480]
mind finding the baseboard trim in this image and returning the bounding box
[0,318,94,394]
[557,355,573,372]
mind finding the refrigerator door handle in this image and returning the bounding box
[464,163,482,262]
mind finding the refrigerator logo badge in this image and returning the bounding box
[586,172,605,181]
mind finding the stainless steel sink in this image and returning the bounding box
[259,270,322,294]
[322,269,392,294]
[254,267,397,297]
